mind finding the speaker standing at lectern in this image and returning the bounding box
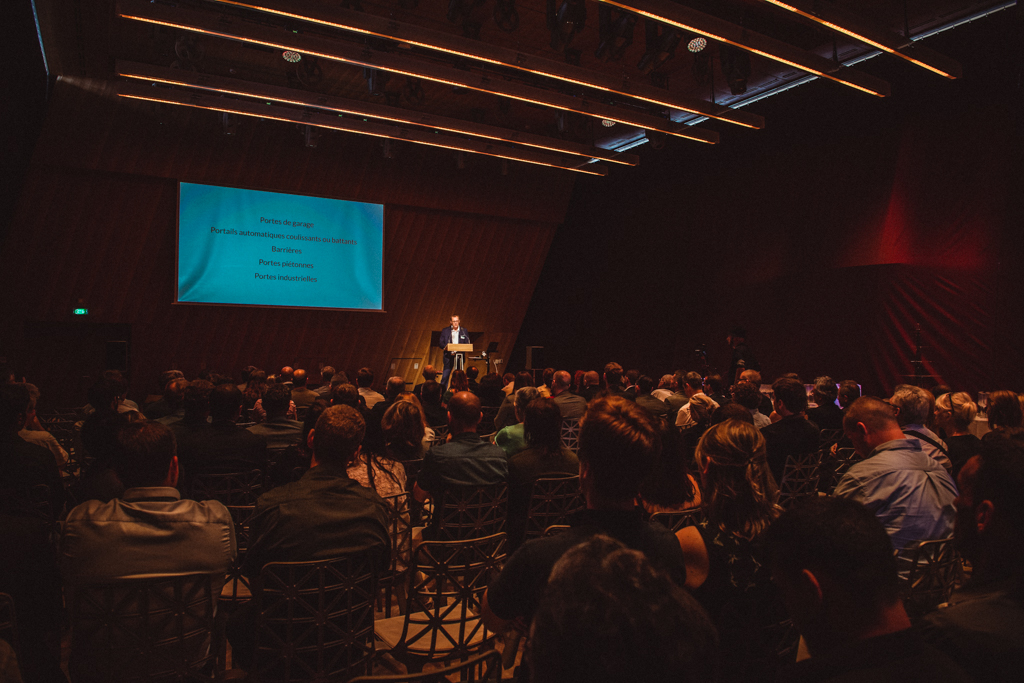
[439,315,470,390]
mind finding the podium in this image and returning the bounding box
[446,343,474,372]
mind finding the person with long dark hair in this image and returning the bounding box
[638,422,701,514]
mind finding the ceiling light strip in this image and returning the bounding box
[117,0,718,144]
[116,81,608,175]
[758,0,961,79]
[206,0,763,130]
[596,0,891,97]
[116,60,638,166]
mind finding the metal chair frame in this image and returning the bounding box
[649,507,706,533]
[559,418,581,455]
[190,470,263,506]
[432,484,507,541]
[524,475,584,541]
[896,537,964,618]
[777,451,824,509]
[378,491,415,618]
[349,649,501,682]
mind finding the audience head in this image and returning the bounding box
[624,369,639,387]
[466,365,480,381]
[356,367,374,389]
[552,370,572,394]
[182,380,214,421]
[292,369,308,387]
[420,380,442,407]
[0,382,31,433]
[385,376,406,401]
[447,391,482,432]
[704,374,725,396]
[765,497,905,655]
[382,400,426,461]
[953,430,1024,575]
[572,370,586,392]
[987,390,1023,431]
[687,394,717,425]
[578,396,660,506]
[739,369,762,386]
[584,371,600,388]
[812,376,838,406]
[934,392,978,434]
[712,403,755,426]
[930,384,952,401]
[731,381,763,411]
[512,371,534,392]
[542,367,555,388]
[210,384,244,422]
[842,397,902,457]
[524,398,562,452]
[113,421,178,489]
[658,374,674,390]
[772,377,808,415]
[320,366,335,384]
[636,375,654,396]
[837,380,861,409]
[164,377,189,410]
[301,399,329,455]
[89,375,127,415]
[531,535,718,683]
[159,369,185,390]
[263,383,292,419]
[502,373,515,387]
[513,386,541,421]
[311,405,365,467]
[888,384,934,426]
[331,383,361,409]
[603,362,623,387]
[422,365,437,381]
[696,420,780,538]
[683,372,704,396]
[279,366,294,383]
[449,369,469,394]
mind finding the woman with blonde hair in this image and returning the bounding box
[934,391,980,478]
[677,419,785,682]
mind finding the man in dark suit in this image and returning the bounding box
[761,377,821,483]
[438,315,470,390]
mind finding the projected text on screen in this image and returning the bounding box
[177,182,384,310]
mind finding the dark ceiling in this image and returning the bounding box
[32,0,1016,174]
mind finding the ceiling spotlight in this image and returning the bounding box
[687,37,706,53]
[601,119,616,127]
[282,50,302,63]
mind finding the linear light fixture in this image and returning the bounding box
[596,0,891,97]
[116,61,639,166]
[117,0,720,144]
[116,81,609,175]
[205,0,764,130]
[758,0,962,79]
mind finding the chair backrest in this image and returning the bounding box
[559,418,581,454]
[398,533,507,662]
[541,524,571,538]
[824,447,862,494]
[378,492,414,617]
[252,555,377,683]
[896,537,963,618]
[434,484,508,541]
[67,573,218,683]
[349,649,501,682]
[777,451,823,509]
[191,470,262,506]
[818,429,843,449]
[264,445,304,490]
[649,507,706,533]
[222,505,257,604]
[525,476,584,540]
[429,425,450,449]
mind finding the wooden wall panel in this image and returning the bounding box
[1,77,573,405]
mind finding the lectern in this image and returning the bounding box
[446,343,474,372]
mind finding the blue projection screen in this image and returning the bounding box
[176,182,384,311]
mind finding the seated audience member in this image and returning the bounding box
[501,372,516,397]
[731,380,771,429]
[652,374,675,401]
[348,402,410,500]
[289,368,318,408]
[494,387,541,457]
[241,370,267,413]
[414,392,507,507]
[889,384,952,471]
[549,370,586,419]
[638,422,701,515]
[579,370,602,403]
[664,371,688,416]
[741,369,775,417]
[919,430,1024,680]
[313,365,335,397]
[179,384,266,488]
[703,373,730,408]
[412,365,437,400]
[394,393,436,450]
[483,396,685,632]
[837,380,861,410]
[712,402,756,426]
[442,369,469,405]
[623,369,639,395]
[833,397,957,550]
[506,398,579,549]
[602,362,633,400]
[18,383,69,469]
[675,372,718,429]
[230,405,391,666]
[62,421,235,584]
[933,391,981,477]
[82,370,139,416]
[366,376,407,450]
[419,380,448,428]
[676,419,785,682]
[143,370,185,418]
[1,383,65,682]
[152,377,189,425]
[477,372,505,408]
[761,377,821,483]
[766,497,972,683]
[356,367,384,408]
[530,535,719,683]
[277,366,294,387]
[330,382,366,411]
[807,376,843,431]
[571,370,586,396]
[634,375,670,420]
[466,364,482,395]
[494,371,534,431]
[984,389,1023,436]
[246,383,303,449]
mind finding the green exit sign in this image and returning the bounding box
[73,308,88,315]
